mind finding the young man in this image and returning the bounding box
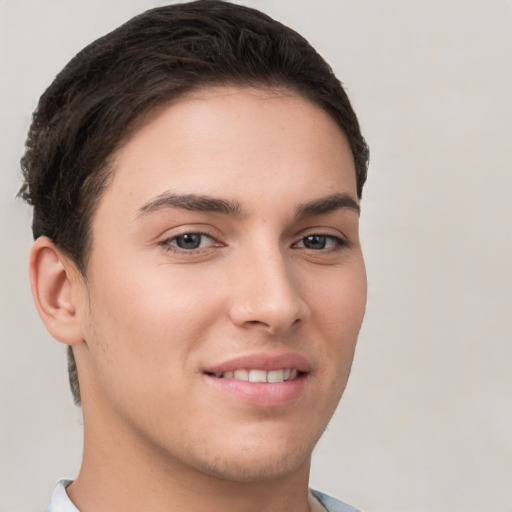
[20,1,369,511]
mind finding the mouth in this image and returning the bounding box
[205,368,302,383]
[202,353,310,406]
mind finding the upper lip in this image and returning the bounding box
[203,352,312,375]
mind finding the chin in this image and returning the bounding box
[195,448,312,483]
[184,427,321,483]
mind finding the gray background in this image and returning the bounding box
[1,1,511,511]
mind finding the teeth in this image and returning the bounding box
[233,369,249,380]
[249,369,267,382]
[267,369,284,383]
[220,368,299,383]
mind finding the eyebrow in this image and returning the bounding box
[136,191,359,220]
[294,193,360,218]
[137,192,245,218]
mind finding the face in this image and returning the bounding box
[74,86,366,483]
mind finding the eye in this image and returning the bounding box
[295,234,344,250]
[162,232,216,251]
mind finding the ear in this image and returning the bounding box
[29,236,85,346]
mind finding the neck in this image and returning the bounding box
[68,400,313,512]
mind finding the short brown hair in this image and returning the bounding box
[20,0,369,405]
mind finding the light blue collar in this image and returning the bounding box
[44,480,78,512]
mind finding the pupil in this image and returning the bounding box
[177,234,201,249]
[304,235,326,249]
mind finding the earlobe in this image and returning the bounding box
[29,237,85,346]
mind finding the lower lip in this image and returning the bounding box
[204,374,308,407]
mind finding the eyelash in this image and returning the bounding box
[293,234,347,252]
[159,232,347,254]
[159,232,218,254]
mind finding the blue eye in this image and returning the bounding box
[174,233,204,249]
[296,234,344,250]
[303,235,328,249]
[163,233,215,251]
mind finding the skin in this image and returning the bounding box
[30,86,367,512]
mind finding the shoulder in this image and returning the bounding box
[311,489,361,512]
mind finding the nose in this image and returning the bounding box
[227,248,309,335]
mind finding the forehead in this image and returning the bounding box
[98,86,357,220]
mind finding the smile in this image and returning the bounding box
[211,368,300,383]
[203,354,310,406]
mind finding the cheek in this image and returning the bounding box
[84,264,226,369]
[305,261,367,380]
[80,265,228,420]
[308,263,367,333]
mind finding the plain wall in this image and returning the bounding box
[1,1,511,511]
